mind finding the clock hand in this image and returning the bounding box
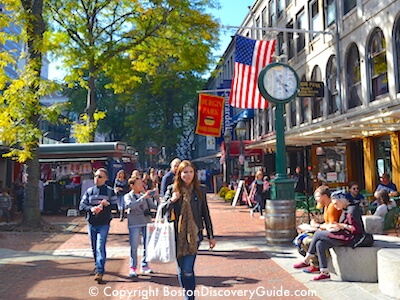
[276,78,289,93]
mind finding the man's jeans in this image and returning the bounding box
[88,224,110,274]
[128,226,148,269]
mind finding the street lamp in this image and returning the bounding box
[235,120,246,180]
[223,129,232,186]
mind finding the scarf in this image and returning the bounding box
[177,186,199,258]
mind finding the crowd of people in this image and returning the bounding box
[79,158,216,300]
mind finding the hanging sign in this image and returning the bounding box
[195,94,224,137]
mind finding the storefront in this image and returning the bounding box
[38,142,137,213]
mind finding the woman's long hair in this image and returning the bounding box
[173,160,202,199]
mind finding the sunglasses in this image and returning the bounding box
[94,174,104,179]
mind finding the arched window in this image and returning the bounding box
[311,66,323,119]
[327,55,339,114]
[346,43,362,109]
[368,28,388,101]
[300,75,309,124]
[394,19,400,93]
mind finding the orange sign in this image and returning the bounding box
[195,94,224,137]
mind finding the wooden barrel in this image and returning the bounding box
[265,199,296,245]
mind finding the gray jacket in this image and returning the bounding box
[124,191,157,227]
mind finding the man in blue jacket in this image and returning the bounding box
[80,168,117,283]
[160,158,181,196]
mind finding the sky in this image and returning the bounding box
[47,0,255,80]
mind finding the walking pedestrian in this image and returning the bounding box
[114,169,129,221]
[160,158,181,196]
[162,160,216,300]
[0,188,13,222]
[124,176,158,277]
[79,168,117,283]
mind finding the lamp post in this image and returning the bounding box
[223,129,232,186]
[235,120,246,180]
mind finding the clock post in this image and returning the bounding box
[258,62,300,244]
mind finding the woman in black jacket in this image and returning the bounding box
[163,160,216,300]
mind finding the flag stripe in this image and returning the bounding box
[229,35,276,109]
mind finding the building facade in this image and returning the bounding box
[195,0,400,195]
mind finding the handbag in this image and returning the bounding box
[146,205,176,263]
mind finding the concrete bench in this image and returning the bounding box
[378,248,400,299]
[362,215,383,234]
[327,235,400,283]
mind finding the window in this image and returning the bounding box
[296,9,306,53]
[286,20,294,60]
[269,0,276,27]
[262,8,268,37]
[290,98,297,127]
[346,44,362,109]
[277,0,285,18]
[256,17,261,40]
[327,55,339,114]
[368,28,388,101]
[311,66,323,119]
[277,32,284,56]
[324,0,335,28]
[343,0,356,16]
[395,19,400,93]
[310,0,321,40]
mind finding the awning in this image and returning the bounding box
[222,140,262,157]
[246,102,400,149]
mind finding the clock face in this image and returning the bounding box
[258,62,299,104]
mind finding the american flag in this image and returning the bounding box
[229,35,276,109]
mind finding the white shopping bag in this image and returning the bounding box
[146,205,176,263]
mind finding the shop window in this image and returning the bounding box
[394,19,400,93]
[296,9,306,53]
[375,136,392,177]
[343,0,356,16]
[368,28,388,101]
[316,145,347,184]
[346,43,362,109]
[311,66,323,119]
[324,0,335,28]
[327,55,339,114]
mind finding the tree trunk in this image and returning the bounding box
[22,148,42,227]
[19,0,49,229]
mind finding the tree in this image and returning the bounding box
[0,1,61,229]
[45,0,220,141]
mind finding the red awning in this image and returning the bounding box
[221,140,262,157]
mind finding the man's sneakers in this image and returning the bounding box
[293,261,310,269]
[303,265,320,273]
[94,273,103,283]
[129,267,137,278]
[140,266,154,274]
[313,272,331,281]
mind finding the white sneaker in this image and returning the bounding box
[140,266,154,274]
[250,211,254,217]
[260,215,265,219]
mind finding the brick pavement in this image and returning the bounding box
[0,194,330,300]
